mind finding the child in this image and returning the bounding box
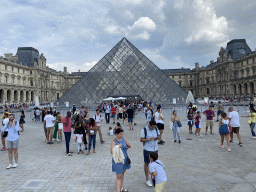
[75,130,84,154]
[195,111,203,137]
[149,152,167,192]
[219,112,231,152]
[113,122,122,134]
[108,126,114,135]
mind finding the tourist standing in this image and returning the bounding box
[149,152,167,192]
[126,105,134,130]
[118,105,123,121]
[41,108,46,122]
[203,106,215,135]
[187,108,194,134]
[83,112,90,150]
[241,108,256,138]
[72,104,76,114]
[111,104,117,125]
[171,111,181,143]
[105,103,111,124]
[122,106,128,126]
[110,128,131,192]
[228,107,242,146]
[219,112,231,151]
[1,114,20,169]
[194,111,202,137]
[140,120,160,187]
[87,118,97,155]
[249,100,255,111]
[93,109,105,144]
[1,113,9,151]
[146,107,152,125]
[155,107,164,144]
[216,101,224,122]
[80,106,86,118]
[63,112,72,156]
[44,111,55,144]
[19,111,25,132]
[35,108,41,122]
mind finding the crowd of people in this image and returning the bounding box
[1,99,256,192]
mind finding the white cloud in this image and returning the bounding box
[105,25,125,35]
[124,10,134,19]
[127,31,151,40]
[185,0,230,44]
[47,61,97,73]
[129,17,156,31]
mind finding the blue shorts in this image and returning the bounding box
[111,114,116,118]
[217,111,223,116]
[128,118,133,123]
[195,124,201,128]
[144,150,158,163]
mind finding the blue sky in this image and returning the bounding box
[1,0,256,72]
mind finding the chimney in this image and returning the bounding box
[195,62,199,69]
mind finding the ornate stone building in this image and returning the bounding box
[0,47,80,105]
[163,39,256,98]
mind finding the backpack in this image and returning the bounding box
[143,127,159,146]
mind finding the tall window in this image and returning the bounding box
[5,65,7,70]
[5,76,8,83]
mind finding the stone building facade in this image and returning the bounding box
[163,39,256,99]
[0,47,80,105]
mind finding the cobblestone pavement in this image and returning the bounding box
[0,109,256,192]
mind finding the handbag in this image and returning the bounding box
[115,139,131,165]
[2,131,8,138]
[177,121,182,127]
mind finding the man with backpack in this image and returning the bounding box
[140,120,160,187]
[93,109,105,144]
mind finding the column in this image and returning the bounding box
[27,91,31,103]
[17,91,20,103]
[10,90,14,104]
[3,90,7,105]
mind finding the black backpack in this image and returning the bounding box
[143,127,159,146]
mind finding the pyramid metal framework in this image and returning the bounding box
[57,38,187,107]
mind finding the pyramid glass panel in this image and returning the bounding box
[57,38,187,107]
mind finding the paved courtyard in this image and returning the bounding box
[0,108,256,192]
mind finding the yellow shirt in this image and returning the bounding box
[249,113,256,123]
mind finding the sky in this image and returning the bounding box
[1,0,256,73]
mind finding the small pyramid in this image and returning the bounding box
[57,38,187,107]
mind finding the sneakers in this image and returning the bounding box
[6,164,12,169]
[210,132,214,135]
[161,140,165,143]
[230,140,233,143]
[205,132,208,135]
[178,140,181,143]
[198,135,203,138]
[174,140,177,143]
[12,163,18,168]
[1,147,7,151]
[238,142,243,146]
[158,141,164,145]
[252,137,256,139]
[145,180,153,187]
[101,141,105,144]
[66,153,72,156]
[219,144,224,148]
[228,148,231,152]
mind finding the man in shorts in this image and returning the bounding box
[126,105,134,130]
[44,111,55,144]
[203,106,215,135]
[140,120,160,187]
[93,109,105,144]
[228,107,242,146]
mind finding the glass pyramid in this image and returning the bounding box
[57,38,187,107]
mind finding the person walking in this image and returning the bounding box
[228,107,243,146]
[19,111,25,132]
[35,108,41,122]
[122,106,128,126]
[126,105,134,130]
[63,112,72,156]
[1,113,9,151]
[111,104,117,125]
[219,112,231,152]
[140,120,160,187]
[105,103,111,124]
[93,109,105,144]
[57,113,63,142]
[241,108,256,139]
[110,128,131,192]
[171,111,181,143]
[1,114,20,169]
[155,107,164,144]
[249,100,255,111]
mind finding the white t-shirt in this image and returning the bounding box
[105,106,111,113]
[228,111,240,127]
[93,114,103,126]
[44,115,55,128]
[109,129,114,135]
[2,118,9,126]
[35,109,41,116]
[76,134,83,143]
[155,112,164,124]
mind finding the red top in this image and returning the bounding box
[111,107,116,115]
[63,116,72,132]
